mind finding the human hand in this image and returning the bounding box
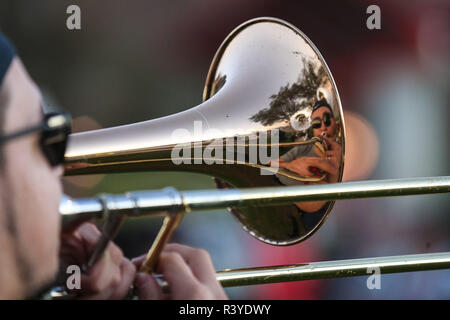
[277,156,320,178]
[279,155,339,183]
[59,222,136,299]
[323,136,342,169]
[132,243,228,300]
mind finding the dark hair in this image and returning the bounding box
[0,31,15,167]
[312,99,333,115]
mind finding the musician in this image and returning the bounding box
[0,32,227,300]
[273,100,341,214]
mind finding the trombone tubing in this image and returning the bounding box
[215,252,450,287]
[60,176,450,217]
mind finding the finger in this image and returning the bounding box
[60,222,106,269]
[163,244,217,284]
[76,223,124,267]
[76,222,102,249]
[322,136,340,150]
[131,254,148,270]
[293,157,322,170]
[81,249,122,295]
[134,272,164,300]
[302,157,336,173]
[158,251,200,298]
[86,241,124,283]
[283,159,313,177]
[325,151,341,166]
[159,247,228,300]
[105,241,124,266]
[109,258,137,300]
[59,233,89,266]
[325,151,337,161]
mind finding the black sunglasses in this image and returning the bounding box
[311,112,332,129]
[0,111,71,167]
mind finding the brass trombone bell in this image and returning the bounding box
[64,17,345,246]
[57,17,450,290]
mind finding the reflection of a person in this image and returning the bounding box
[273,100,342,213]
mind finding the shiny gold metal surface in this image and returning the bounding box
[140,213,185,274]
[65,17,345,245]
[58,177,450,290]
[55,17,450,295]
[216,252,450,287]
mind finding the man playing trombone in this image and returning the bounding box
[0,32,227,300]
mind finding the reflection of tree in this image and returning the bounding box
[250,59,327,126]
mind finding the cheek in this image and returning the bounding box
[328,123,337,135]
[313,128,321,137]
[28,164,61,249]
[9,144,62,272]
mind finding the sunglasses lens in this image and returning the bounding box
[323,113,332,127]
[312,119,321,129]
[41,130,68,166]
[41,113,71,166]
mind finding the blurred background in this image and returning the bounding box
[1,0,448,299]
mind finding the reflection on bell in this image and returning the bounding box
[317,87,334,109]
[64,18,345,245]
[289,106,313,132]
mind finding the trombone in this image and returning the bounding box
[59,177,450,288]
[56,17,450,293]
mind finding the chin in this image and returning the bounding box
[26,257,59,299]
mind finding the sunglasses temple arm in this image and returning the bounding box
[0,124,46,145]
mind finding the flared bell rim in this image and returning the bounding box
[203,16,347,246]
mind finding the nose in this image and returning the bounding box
[320,120,326,130]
